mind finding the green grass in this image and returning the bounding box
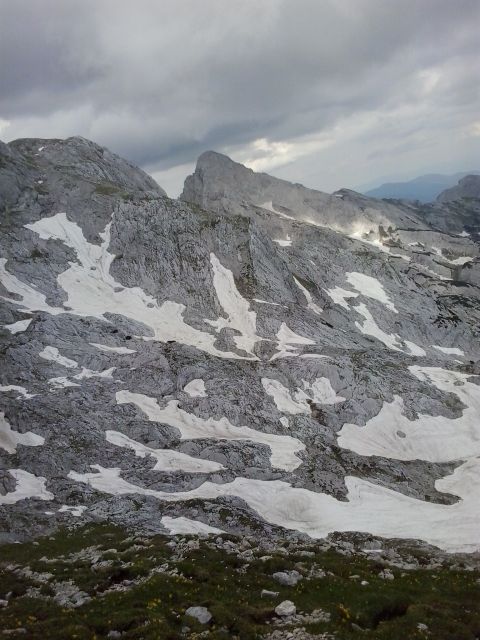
[0,524,479,639]
[94,182,121,196]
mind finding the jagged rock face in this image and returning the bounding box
[437,175,480,203]
[1,138,480,553]
[182,151,426,235]
[182,151,480,276]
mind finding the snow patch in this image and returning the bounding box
[206,253,260,357]
[258,201,295,220]
[293,277,322,315]
[39,346,78,368]
[404,341,427,357]
[0,469,53,505]
[433,345,464,357]
[354,304,402,351]
[161,516,225,536]
[262,378,345,415]
[0,412,44,453]
[252,298,281,306]
[58,505,87,517]
[0,385,36,400]
[346,272,397,312]
[48,377,80,389]
[116,390,304,472]
[90,343,136,354]
[69,461,480,553]
[271,323,315,360]
[274,237,292,247]
[0,213,260,361]
[4,319,32,334]
[324,287,358,310]
[106,430,223,473]
[338,366,480,463]
[184,379,207,398]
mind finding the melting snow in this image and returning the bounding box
[48,377,80,389]
[274,237,292,247]
[354,304,402,351]
[270,323,315,360]
[324,287,358,310]
[184,379,207,398]
[161,516,225,536]
[346,272,397,313]
[116,390,304,472]
[39,346,78,368]
[433,345,464,357]
[293,277,322,315]
[106,430,223,473]
[252,298,281,306]
[0,469,53,505]
[4,319,32,334]
[0,385,36,400]
[40,346,115,382]
[69,460,480,553]
[0,412,44,453]
[0,214,258,361]
[404,341,427,357]
[90,343,136,354]
[449,256,473,266]
[206,253,260,357]
[262,378,345,415]
[58,505,87,517]
[337,366,480,463]
[73,367,115,381]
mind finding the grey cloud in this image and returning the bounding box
[0,0,478,194]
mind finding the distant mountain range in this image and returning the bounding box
[364,171,480,203]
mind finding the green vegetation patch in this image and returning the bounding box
[0,524,479,639]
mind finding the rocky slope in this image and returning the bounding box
[436,174,480,203]
[1,138,480,558]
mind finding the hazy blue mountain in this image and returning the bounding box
[364,171,480,203]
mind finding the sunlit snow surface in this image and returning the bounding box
[206,253,260,357]
[40,346,77,368]
[432,345,464,357]
[58,505,87,517]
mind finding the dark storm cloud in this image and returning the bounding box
[0,0,479,194]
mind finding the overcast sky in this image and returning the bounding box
[1,0,479,196]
